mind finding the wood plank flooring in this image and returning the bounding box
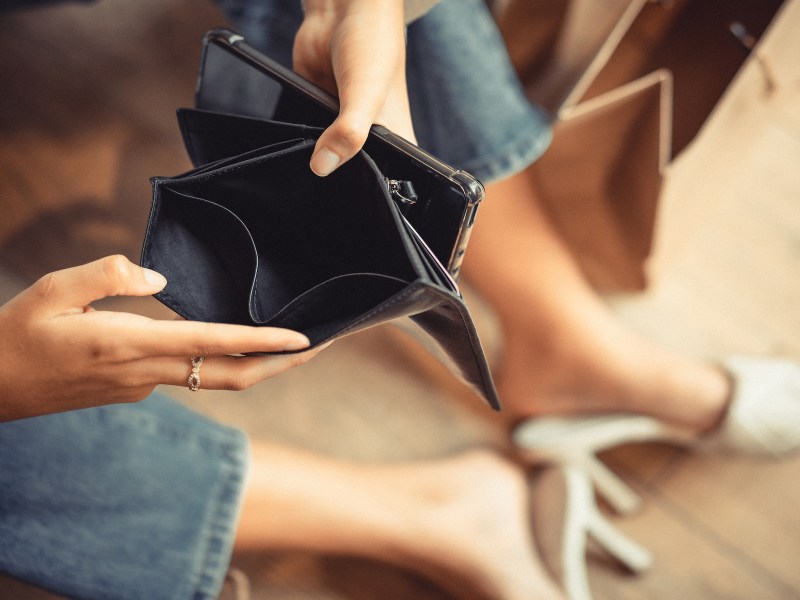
[1,1,799,599]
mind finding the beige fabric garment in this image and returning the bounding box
[405,0,440,23]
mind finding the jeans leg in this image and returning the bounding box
[0,393,249,600]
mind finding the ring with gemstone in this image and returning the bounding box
[188,356,205,392]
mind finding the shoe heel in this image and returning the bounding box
[583,454,643,515]
[587,509,653,573]
[559,466,652,600]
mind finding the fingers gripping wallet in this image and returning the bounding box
[140,29,500,409]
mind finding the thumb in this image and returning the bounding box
[32,255,167,314]
[309,113,370,177]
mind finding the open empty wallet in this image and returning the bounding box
[140,29,500,409]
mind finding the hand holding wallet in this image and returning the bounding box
[140,29,500,409]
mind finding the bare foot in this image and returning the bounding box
[370,451,565,600]
[495,308,732,434]
[241,444,562,600]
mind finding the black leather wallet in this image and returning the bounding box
[140,29,500,409]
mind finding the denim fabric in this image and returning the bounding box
[213,0,552,184]
[0,393,249,600]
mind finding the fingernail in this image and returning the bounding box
[310,147,340,176]
[282,335,311,351]
[143,268,167,289]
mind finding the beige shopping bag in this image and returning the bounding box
[495,0,667,291]
[496,0,648,116]
[529,70,672,291]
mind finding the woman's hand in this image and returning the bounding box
[295,0,415,176]
[0,255,321,422]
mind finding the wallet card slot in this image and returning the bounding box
[259,273,408,344]
[178,108,321,167]
[147,185,259,325]
[188,138,307,178]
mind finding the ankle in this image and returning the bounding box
[495,321,634,419]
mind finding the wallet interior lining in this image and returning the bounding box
[149,143,419,338]
[149,187,258,325]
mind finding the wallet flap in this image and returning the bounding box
[177,107,320,167]
[411,292,501,410]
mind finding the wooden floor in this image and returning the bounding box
[1,1,800,599]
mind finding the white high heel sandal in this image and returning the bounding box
[554,464,652,600]
[517,355,800,504]
[516,356,800,599]
[517,413,693,516]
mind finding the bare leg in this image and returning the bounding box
[236,443,564,600]
[462,171,730,433]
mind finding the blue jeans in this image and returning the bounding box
[0,393,249,600]
[214,0,552,184]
